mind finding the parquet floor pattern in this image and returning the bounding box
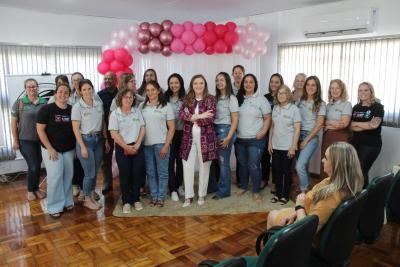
[0,174,399,267]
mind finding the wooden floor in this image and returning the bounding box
[0,174,399,267]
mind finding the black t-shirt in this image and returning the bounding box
[264,92,275,110]
[351,102,384,147]
[37,103,75,152]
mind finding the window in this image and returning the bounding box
[278,36,400,127]
[0,44,102,160]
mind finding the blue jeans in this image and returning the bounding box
[144,144,170,201]
[76,134,104,196]
[41,148,74,213]
[209,124,236,197]
[296,130,319,191]
[235,137,266,193]
[19,140,42,192]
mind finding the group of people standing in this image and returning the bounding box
[10,65,384,217]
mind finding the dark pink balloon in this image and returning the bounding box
[137,30,151,44]
[205,21,216,31]
[203,31,217,46]
[184,45,194,55]
[226,45,233,54]
[181,30,196,45]
[224,31,239,45]
[124,67,134,74]
[193,38,206,53]
[98,62,110,74]
[138,43,149,54]
[161,19,173,31]
[159,31,173,45]
[170,39,185,53]
[214,39,228,54]
[193,23,206,37]
[149,38,162,53]
[124,54,134,66]
[149,23,163,37]
[225,21,237,31]
[114,48,129,62]
[102,49,115,63]
[116,70,125,78]
[161,46,172,57]
[140,22,150,30]
[110,60,125,72]
[215,24,228,38]
[204,45,215,55]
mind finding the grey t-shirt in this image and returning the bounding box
[237,93,271,139]
[326,100,352,121]
[140,102,175,146]
[11,95,47,141]
[71,98,104,134]
[108,107,145,144]
[298,100,326,131]
[272,103,301,150]
[215,95,239,125]
[169,98,184,131]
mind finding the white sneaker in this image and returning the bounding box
[182,199,191,208]
[178,186,185,197]
[122,203,132,214]
[72,185,80,197]
[198,197,205,206]
[134,202,143,211]
[171,191,179,201]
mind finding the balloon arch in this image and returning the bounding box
[98,20,270,75]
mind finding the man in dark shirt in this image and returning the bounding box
[98,72,118,194]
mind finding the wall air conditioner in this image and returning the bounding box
[303,8,376,38]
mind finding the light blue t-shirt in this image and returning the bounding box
[215,95,239,125]
[298,100,326,131]
[272,103,301,150]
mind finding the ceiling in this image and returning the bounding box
[0,0,343,22]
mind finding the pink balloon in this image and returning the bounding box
[170,39,185,53]
[149,23,163,37]
[137,30,151,44]
[98,62,110,74]
[171,24,184,38]
[111,31,118,39]
[193,38,206,53]
[140,22,150,30]
[236,25,246,36]
[138,43,149,54]
[110,60,124,72]
[203,31,217,46]
[109,39,122,49]
[215,24,228,38]
[181,30,196,45]
[226,45,233,54]
[149,38,162,53]
[214,39,228,54]
[162,19,173,31]
[255,43,267,55]
[184,45,194,55]
[205,45,215,55]
[102,49,115,63]
[224,31,239,45]
[183,21,194,30]
[116,70,125,78]
[205,21,216,31]
[161,45,172,57]
[159,31,173,45]
[233,44,244,54]
[123,68,134,74]
[225,22,237,31]
[114,48,129,62]
[246,23,257,34]
[124,54,134,66]
[102,44,111,51]
[193,23,206,37]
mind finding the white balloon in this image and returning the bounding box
[128,24,138,35]
[111,31,118,39]
[109,39,122,49]
[102,44,111,51]
[118,29,129,42]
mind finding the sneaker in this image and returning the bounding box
[171,191,179,201]
[134,202,143,211]
[72,185,80,197]
[35,190,46,199]
[91,191,100,201]
[182,198,191,208]
[198,196,205,206]
[83,198,100,210]
[122,203,131,214]
[78,190,85,201]
[178,186,185,197]
[27,192,36,201]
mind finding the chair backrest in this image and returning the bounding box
[257,215,319,267]
[386,171,400,223]
[358,173,393,243]
[318,189,368,266]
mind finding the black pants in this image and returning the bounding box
[261,146,271,184]
[102,138,115,188]
[115,143,143,204]
[272,150,293,199]
[72,157,84,188]
[353,143,382,188]
[168,130,183,192]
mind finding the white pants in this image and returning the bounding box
[183,124,211,198]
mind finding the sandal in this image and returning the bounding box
[156,200,164,208]
[279,198,289,205]
[49,212,61,218]
[64,205,74,212]
[253,193,262,203]
[149,200,157,207]
[270,196,279,203]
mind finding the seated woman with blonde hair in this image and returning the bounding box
[267,142,364,232]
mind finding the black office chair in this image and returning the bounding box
[311,189,368,267]
[357,173,393,244]
[197,215,319,267]
[386,171,400,223]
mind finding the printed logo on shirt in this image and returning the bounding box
[83,112,91,117]
[335,108,342,113]
[54,115,71,123]
[353,110,371,119]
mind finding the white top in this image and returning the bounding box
[71,97,104,134]
[108,107,145,144]
[272,103,301,150]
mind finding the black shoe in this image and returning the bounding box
[212,195,221,200]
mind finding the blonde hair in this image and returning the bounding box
[328,79,348,102]
[313,142,364,204]
[276,84,294,105]
[358,82,380,104]
[292,73,307,89]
